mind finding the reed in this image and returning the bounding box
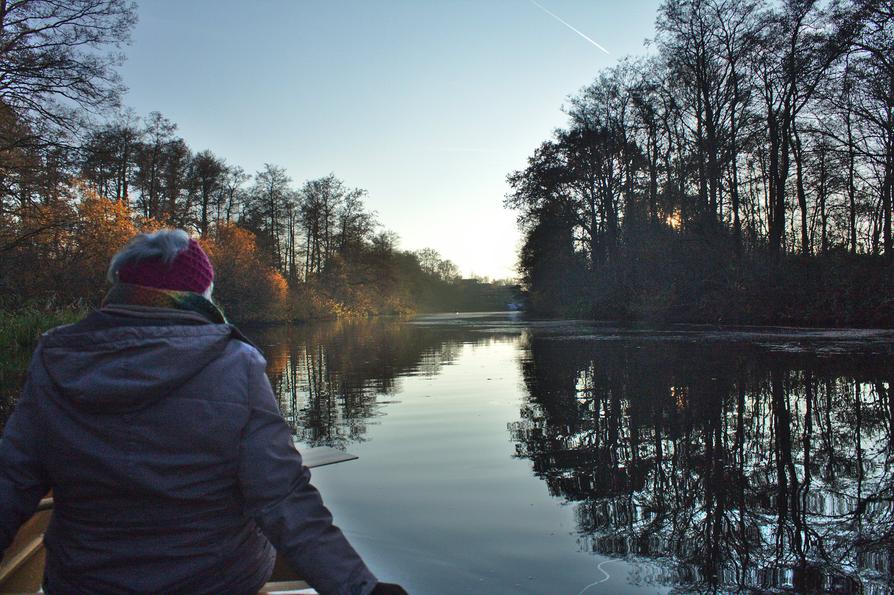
[0,306,83,356]
[0,306,85,428]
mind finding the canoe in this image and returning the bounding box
[0,446,357,594]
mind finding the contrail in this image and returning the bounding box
[529,0,610,55]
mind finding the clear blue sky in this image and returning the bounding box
[119,0,661,280]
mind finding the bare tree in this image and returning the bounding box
[132,112,177,220]
[187,149,226,236]
[0,0,137,148]
[247,163,291,269]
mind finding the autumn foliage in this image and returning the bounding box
[0,184,291,322]
[0,183,136,306]
[202,224,288,322]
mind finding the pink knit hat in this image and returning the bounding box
[118,238,214,294]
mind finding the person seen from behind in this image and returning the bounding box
[0,229,408,595]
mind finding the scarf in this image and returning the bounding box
[102,283,227,324]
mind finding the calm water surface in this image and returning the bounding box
[248,313,894,594]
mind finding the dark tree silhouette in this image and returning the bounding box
[506,0,894,325]
[0,0,136,148]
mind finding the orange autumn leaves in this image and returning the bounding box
[1,182,288,321]
[1,183,136,305]
[201,224,288,321]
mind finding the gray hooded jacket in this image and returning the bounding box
[0,307,377,595]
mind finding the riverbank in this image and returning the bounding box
[0,306,84,424]
[524,239,894,328]
[0,306,84,364]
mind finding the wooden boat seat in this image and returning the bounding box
[0,500,52,594]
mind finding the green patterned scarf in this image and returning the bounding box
[102,283,227,324]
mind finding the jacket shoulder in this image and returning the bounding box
[39,321,81,341]
[222,333,267,369]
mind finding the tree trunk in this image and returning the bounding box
[649,128,659,226]
[767,110,784,254]
[883,92,893,257]
[818,148,828,253]
[793,127,809,254]
[847,109,857,254]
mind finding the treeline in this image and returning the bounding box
[0,0,511,322]
[79,112,396,285]
[507,0,894,326]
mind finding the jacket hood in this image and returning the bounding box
[40,323,234,413]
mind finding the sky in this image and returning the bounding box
[118,0,661,280]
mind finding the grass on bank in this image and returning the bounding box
[0,306,85,426]
[1,306,85,359]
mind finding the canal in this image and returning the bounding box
[249,313,894,594]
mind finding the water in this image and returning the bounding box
[247,313,894,594]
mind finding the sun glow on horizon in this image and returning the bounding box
[666,211,682,230]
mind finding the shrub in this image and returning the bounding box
[202,224,288,323]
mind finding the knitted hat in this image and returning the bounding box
[117,238,214,294]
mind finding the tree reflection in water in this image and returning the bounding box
[252,319,472,448]
[509,335,894,593]
[249,318,894,592]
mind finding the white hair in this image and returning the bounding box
[107,229,191,285]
